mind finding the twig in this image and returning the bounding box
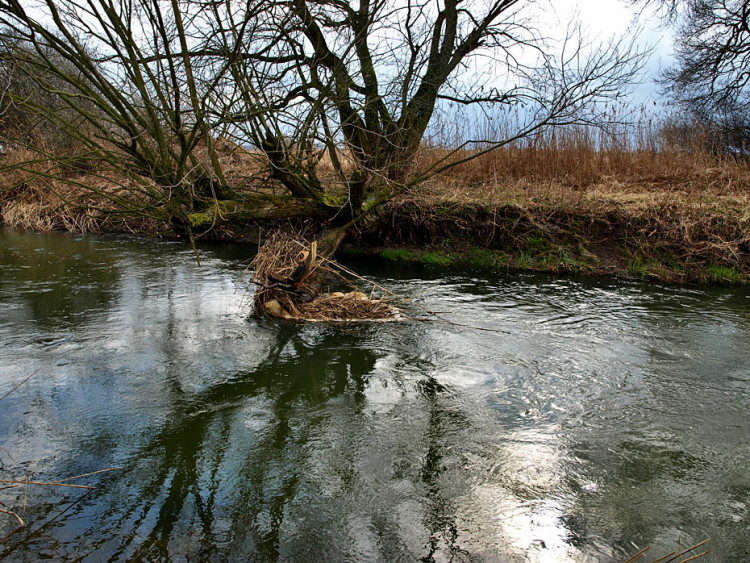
[0,480,95,490]
[0,446,16,464]
[403,316,509,333]
[623,545,649,563]
[648,551,677,563]
[56,466,122,483]
[321,256,437,313]
[0,509,24,528]
[679,551,712,563]
[662,539,711,563]
[0,369,41,402]
[6,489,95,550]
[0,508,24,545]
[324,257,510,333]
[624,539,711,563]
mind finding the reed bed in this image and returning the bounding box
[2,112,748,282]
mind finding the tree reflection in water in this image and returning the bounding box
[3,233,748,561]
[1,320,474,561]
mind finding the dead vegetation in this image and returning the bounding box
[0,370,120,548]
[2,117,749,284]
[0,147,164,233]
[624,538,711,563]
[250,231,399,321]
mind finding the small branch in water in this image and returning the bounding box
[0,508,24,544]
[403,316,510,333]
[0,468,121,548]
[56,467,123,483]
[0,369,41,403]
[0,479,96,490]
[661,539,711,563]
[325,258,510,333]
[623,546,649,563]
[624,539,711,563]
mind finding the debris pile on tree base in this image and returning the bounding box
[250,232,399,321]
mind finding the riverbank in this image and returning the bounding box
[345,181,750,285]
[1,147,748,285]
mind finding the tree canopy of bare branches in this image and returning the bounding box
[641,0,750,111]
[637,0,750,151]
[0,0,646,245]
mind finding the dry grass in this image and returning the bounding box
[0,147,164,233]
[294,292,396,322]
[2,116,748,283]
[389,122,750,283]
[412,138,750,207]
[250,230,322,314]
[250,231,398,321]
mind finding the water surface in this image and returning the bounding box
[0,230,748,561]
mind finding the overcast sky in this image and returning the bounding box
[553,0,675,106]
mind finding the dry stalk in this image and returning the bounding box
[250,230,400,321]
[0,507,24,545]
[624,539,711,563]
[0,372,122,546]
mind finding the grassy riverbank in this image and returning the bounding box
[2,136,749,285]
[347,182,750,285]
[341,139,750,284]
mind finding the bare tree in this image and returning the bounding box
[0,0,645,249]
[0,0,244,237]
[636,0,750,151]
[639,0,750,111]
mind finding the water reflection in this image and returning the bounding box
[15,322,476,561]
[1,232,749,561]
[0,230,118,331]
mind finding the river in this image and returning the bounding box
[0,229,748,561]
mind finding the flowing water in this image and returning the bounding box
[0,229,748,562]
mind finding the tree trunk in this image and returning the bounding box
[185,193,336,233]
[295,225,348,302]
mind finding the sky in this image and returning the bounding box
[551,0,676,106]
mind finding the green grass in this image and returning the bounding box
[704,263,744,284]
[516,251,534,269]
[467,247,499,268]
[379,248,455,266]
[422,251,455,266]
[365,243,745,286]
[525,235,551,252]
[628,256,652,279]
[187,212,212,228]
[380,248,418,262]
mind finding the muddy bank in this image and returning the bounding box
[343,199,750,285]
[1,188,748,285]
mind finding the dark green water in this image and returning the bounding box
[0,230,748,562]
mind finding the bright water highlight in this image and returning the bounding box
[0,230,748,561]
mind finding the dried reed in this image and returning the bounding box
[0,371,121,547]
[624,538,711,563]
[250,230,399,321]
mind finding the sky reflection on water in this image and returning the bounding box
[1,230,749,561]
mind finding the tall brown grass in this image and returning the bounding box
[2,108,749,235]
[415,111,750,199]
[0,146,158,233]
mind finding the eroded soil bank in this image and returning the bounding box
[1,176,748,285]
[344,196,749,285]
